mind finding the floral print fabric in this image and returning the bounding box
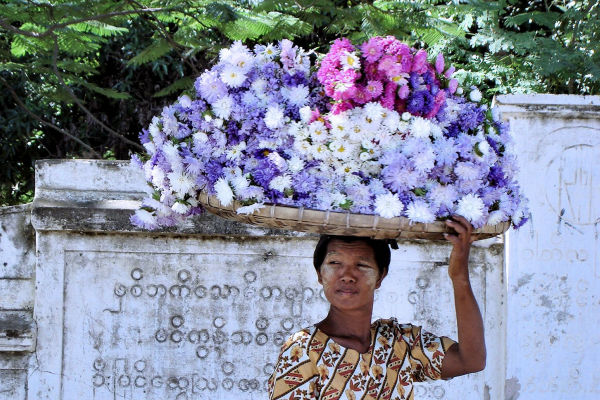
[269,318,455,400]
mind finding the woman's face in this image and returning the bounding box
[317,239,386,312]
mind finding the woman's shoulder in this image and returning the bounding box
[374,318,420,339]
[280,325,318,352]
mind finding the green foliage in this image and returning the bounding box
[1,0,599,205]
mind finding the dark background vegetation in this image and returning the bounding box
[1,0,598,205]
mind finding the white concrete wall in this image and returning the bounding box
[0,204,35,400]
[3,94,597,399]
[498,94,600,400]
[6,160,503,400]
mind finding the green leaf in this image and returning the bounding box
[127,39,173,66]
[80,81,131,100]
[153,77,194,97]
[69,20,129,37]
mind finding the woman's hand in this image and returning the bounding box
[444,216,474,284]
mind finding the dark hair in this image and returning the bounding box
[313,235,393,276]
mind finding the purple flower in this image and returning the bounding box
[252,159,280,188]
[139,129,150,144]
[488,165,507,187]
[407,90,434,115]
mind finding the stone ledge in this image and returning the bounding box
[31,199,313,237]
[0,311,35,352]
[496,94,600,118]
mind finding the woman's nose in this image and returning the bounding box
[339,265,357,283]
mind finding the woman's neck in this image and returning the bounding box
[317,306,374,352]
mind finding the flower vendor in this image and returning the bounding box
[268,216,485,399]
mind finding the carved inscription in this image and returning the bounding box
[61,248,488,400]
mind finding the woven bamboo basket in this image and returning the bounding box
[198,191,510,241]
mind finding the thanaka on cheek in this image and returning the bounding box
[362,268,379,289]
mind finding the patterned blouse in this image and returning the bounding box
[268,318,456,400]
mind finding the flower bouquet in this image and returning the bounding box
[131,37,528,240]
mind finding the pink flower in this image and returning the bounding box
[361,38,383,63]
[435,54,445,74]
[365,80,383,98]
[425,90,446,119]
[448,79,458,94]
[398,84,410,99]
[331,101,354,114]
[412,49,428,73]
[445,66,455,78]
[381,82,397,110]
[377,55,399,75]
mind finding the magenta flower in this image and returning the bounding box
[398,85,410,100]
[365,80,383,98]
[412,49,428,73]
[361,38,383,63]
[435,54,445,74]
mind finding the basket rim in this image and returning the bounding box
[197,191,510,241]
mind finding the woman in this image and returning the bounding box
[268,216,486,400]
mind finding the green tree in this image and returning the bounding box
[1,0,598,205]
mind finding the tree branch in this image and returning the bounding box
[125,0,200,75]
[51,36,144,151]
[0,7,179,38]
[0,75,101,158]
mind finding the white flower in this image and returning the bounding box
[283,85,309,107]
[232,175,250,193]
[412,148,436,173]
[264,105,285,130]
[456,87,464,95]
[220,65,247,88]
[143,142,156,155]
[455,162,481,181]
[429,184,458,207]
[410,117,432,138]
[374,192,404,219]
[382,111,401,132]
[456,194,485,222]
[251,78,267,95]
[212,96,233,119]
[401,112,412,121]
[340,51,360,70]
[299,106,312,123]
[193,131,208,146]
[229,51,253,73]
[151,166,166,189]
[172,202,189,214]
[134,209,157,226]
[178,95,192,108]
[328,140,352,160]
[236,203,265,215]
[267,152,286,170]
[430,124,444,139]
[269,175,292,192]
[363,102,385,121]
[214,178,234,207]
[487,210,506,226]
[311,143,329,160]
[406,201,436,223]
[149,116,160,138]
[308,121,328,143]
[328,112,350,138]
[226,141,246,161]
[168,171,195,198]
[469,88,482,102]
[288,156,305,172]
[344,173,361,188]
[294,139,312,155]
[476,141,490,157]
[262,44,278,59]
